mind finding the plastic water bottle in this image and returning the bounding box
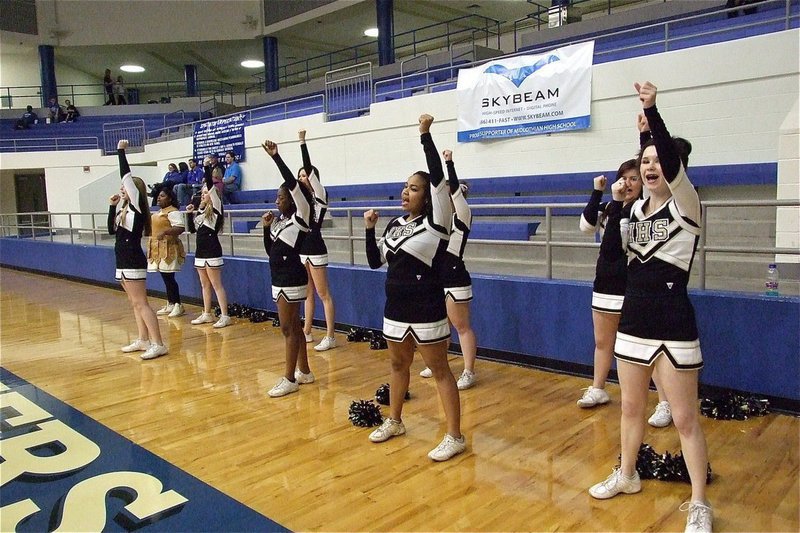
[765,263,779,296]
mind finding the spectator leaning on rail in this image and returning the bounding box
[222,151,242,204]
[14,106,38,130]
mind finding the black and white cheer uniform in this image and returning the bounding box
[440,159,473,302]
[580,189,627,314]
[615,104,703,370]
[187,173,224,268]
[297,142,330,267]
[108,148,147,281]
[365,132,452,344]
[263,152,311,303]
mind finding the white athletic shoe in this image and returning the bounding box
[140,344,168,360]
[314,336,336,351]
[682,501,713,533]
[156,304,174,316]
[191,312,215,325]
[121,339,150,353]
[419,367,433,378]
[589,467,641,499]
[294,369,315,384]
[369,418,406,443]
[648,401,673,428]
[167,303,185,317]
[428,434,467,461]
[268,377,300,397]
[457,370,476,390]
[213,315,231,328]
[577,386,610,408]
[304,332,314,343]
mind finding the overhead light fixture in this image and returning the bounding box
[241,59,265,68]
[364,28,379,37]
[120,65,145,73]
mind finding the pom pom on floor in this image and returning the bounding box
[375,383,411,406]
[348,399,383,427]
[346,327,387,350]
[700,391,769,420]
[631,443,713,484]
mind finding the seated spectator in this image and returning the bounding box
[64,100,80,122]
[175,158,205,207]
[222,151,242,204]
[47,97,66,123]
[14,106,38,130]
[150,163,185,206]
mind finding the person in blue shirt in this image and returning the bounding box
[175,158,206,207]
[222,151,242,204]
[150,163,185,206]
[14,106,38,129]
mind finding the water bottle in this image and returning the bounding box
[765,263,779,296]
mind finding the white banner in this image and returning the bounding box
[456,41,594,142]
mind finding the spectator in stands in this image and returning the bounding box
[221,151,242,204]
[364,114,466,462]
[150,163,185,206]
[203,155,226,197]
[588,82,712,533]
[103,69,116,105]
[148,187,186,319]
[420,149,479,390]
[295,129,337,352]
[726,0,762,18]
[115,75,127,105]
[64,100,80,122]
[178,161,190,183]
[14,106,38,130]
[47,97,66,123]
[175,157,205,207]
[260,139,313,398]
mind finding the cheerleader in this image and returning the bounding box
[296,129,338,352]
[260,139,313,398]
[364,114,465,462]
[420,149,479,390]
[185,169,231,328]
[149,186,186,318]
[108,139,167,360]
[589,82,712,533]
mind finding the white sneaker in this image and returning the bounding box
[156,304,174,316]
[589,467,641,499]
[419,367,433,378]
[648,401,673,427]
[369,418,406,443]
[428,434,467,461]
[213,315,231,328]
[314,336,336,351]
[191,312,215,325]
[682,501,713,533]
[304,332,313,343]
[140,343,168,360]
[268,377,299,397]
[577,386,610,408]
[167,303,185,317]
[294,369,315,384]
[457,370,476,390]
[121,339,149,353]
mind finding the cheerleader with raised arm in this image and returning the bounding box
[364,114,465,462]
[296,129,338,352]
[185,168,231,329]
[149,186,186,318]
[108,139,167,360]
[420,149,479,390]
[588,82,712,533]
[261,139,314,398]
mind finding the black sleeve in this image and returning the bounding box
[445,160,459,195]
[186,213,197,234]
[365,227,382,269]
[300,142,313,176]
[582,189,604,227]
[599,200,624,261]
[271,153,297,189]
[262,226,273,255]
[643,104,680,182]
[639,130,652,150]
[420,132,444,187]
[203,165,214,190]
[107,205,116,235]
[118,148,131,178]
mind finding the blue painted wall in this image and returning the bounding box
[2,237,797,403]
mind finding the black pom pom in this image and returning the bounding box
[374,383,410,405]
[369,331,387,350]
[700,391,769,420]
[348,399,383,427]
[630,443,712,484]
[212,305,221,317]
[250,310,269,323]
[347,327,370,342]
[272,317,280,327]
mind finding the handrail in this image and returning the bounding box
[2,198,797,295]
[0,136,99,152]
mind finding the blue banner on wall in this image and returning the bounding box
[0,367,287,532]
[193,113,247,162]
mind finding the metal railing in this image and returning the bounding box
[0,136,99,153]
[325,63,373,119]
[2,198,797,294]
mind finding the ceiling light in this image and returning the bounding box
[120,65,145,73]
[364,28,379,37]
[241,59,265,68]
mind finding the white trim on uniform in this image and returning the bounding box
[614,331,703,370]
[444,285,473,302]
[300,254,329,267]
[194,257,223,268]
[115,268,147,281]
[591,291,624,314]
[272,284,308,303]
[383,317,450,345]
